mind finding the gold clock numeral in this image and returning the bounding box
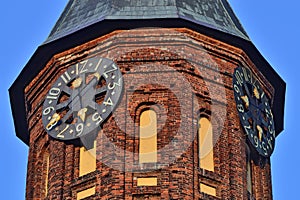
[253,135,259,148]
[46,113,61,131]
[233,84,240,94]
[76,123,84,136]
[43,107,55,116]
[265,108,273,119]
[103,97,114,106]
[42,57,123,141]
[94,58,103,71]
[233,66,275,158]
[57,132,65,139]
[103,64,117,78]
[61,71,72,84]
[108,78,122,90]
[92,112,103,125]
[47,87,61,100]
[262,142,267,156]
[76,60,89,75]
[57,125,70,139]
[267,138,273,150]
[237,104,244,113]
[243,125,251,135]
[242,67,249,82]
[235,70,244,86]
[268,125,276,137]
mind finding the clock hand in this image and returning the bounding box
[241,95,249,108]
[253,87,260,99]
[56,100,71,110]
[55,73,104,121]
[259,116,269,128]
[79,73,100,98]
[243,83,252,98]
[61,110,73,123]
[247,99,271,119]
[256,125,263,141]
[55,77,82,111]
[77,108,88,122]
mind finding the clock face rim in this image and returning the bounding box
[41,56,123,141]
[233,66,276,157]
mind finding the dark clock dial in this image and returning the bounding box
[42,56,123,140]
[233,66,275,157]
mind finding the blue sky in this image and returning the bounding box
[0,1,298,199]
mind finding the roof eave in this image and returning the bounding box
[9,18,285,145]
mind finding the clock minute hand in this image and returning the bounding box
[80,73,100,98]
[54,73,103,126]
[56,74,100,110]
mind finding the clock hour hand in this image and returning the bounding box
[80,73,101,97]
[55,75,98,119]
[241,95,249,108]
[259,115,269,128]
[61,110,73,123]
[96,86,107,96]
[77,108,88,122]
[243,83,251,97]
[253,86,260,99]
[62,86,72,96]
[56,100,71,110]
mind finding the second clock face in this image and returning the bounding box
[233,66,275,157]
[42,56,123,140]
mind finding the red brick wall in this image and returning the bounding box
[24,28,274,199]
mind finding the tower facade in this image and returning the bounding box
[10,1,285,199]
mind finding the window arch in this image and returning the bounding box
[198,117,214,171]
[139,109,157,164]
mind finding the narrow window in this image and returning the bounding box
[79,141,96,177]
[44,152,50,197]
[139,110,157,164]
[199,117,214,171]
[246,146,252,194]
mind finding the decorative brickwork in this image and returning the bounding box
[24,28,274,199]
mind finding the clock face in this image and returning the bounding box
[42,56,123,140]
[233,66,275,157]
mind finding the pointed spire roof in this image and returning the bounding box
[45,0,249,44]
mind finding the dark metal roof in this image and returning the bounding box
[9,0,285,145]
[45,0,249,44]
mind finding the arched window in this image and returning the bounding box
[139,110,157,164]
[198,117,214,171]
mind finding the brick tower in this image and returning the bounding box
[9,1,285,199]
